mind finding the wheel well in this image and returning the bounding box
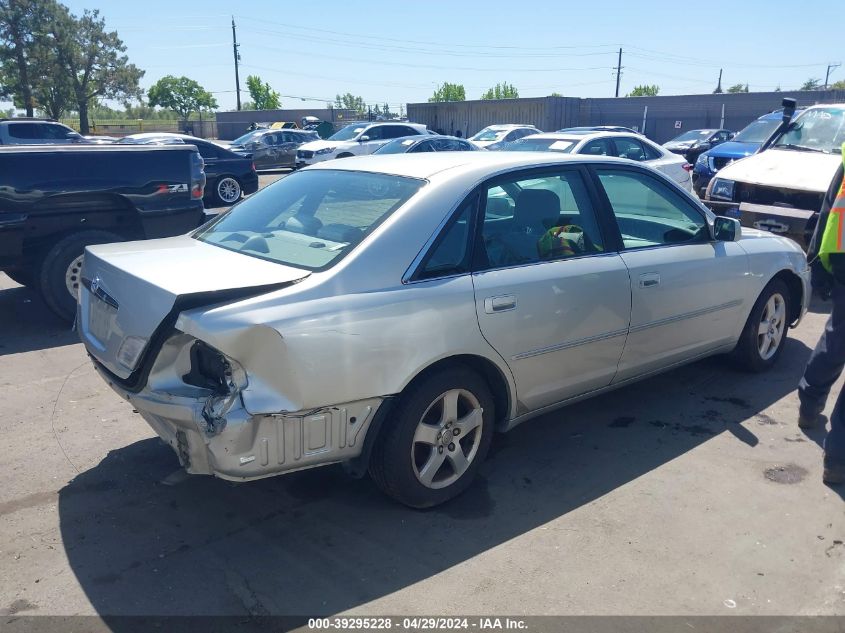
[336,152,354,158]
[403,355,511,430]
[772,269,803,324]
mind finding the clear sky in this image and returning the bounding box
[49,0,845,112]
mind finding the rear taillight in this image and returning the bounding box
[682,163,693,172]
[190,152,206,198]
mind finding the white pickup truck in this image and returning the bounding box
[704,103,844,247]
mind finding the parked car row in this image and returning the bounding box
[116,133,259,207]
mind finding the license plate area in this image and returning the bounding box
[88,295,116,343]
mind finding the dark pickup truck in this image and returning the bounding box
[0,144,206,320]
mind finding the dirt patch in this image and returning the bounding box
[755,413,779,426]
[764,464,808,484]
[3,598,37,615]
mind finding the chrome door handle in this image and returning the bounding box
[484,295,517,314]
[639,273,660,288]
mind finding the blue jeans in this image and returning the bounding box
[799,284,845,460]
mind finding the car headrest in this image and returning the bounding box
[283,213,323,236]
[514,189,560,231]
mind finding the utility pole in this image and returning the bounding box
[614,48,623,97]
[824,62,841,90]
[714,68,723,93]
[232,16,242,111]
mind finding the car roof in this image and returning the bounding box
[521,131,649,142]
[305,150,635,180]
[482,124,537,130]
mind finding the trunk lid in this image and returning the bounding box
[78,234,309,380]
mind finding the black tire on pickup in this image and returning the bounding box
[39,230,123,322]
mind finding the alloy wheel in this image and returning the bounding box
[757,292,786,360]
[411,388,484,489]
[217,177,241,203]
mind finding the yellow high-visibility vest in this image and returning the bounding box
[818,144,845,274]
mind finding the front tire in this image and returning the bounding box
[213,176,242,206]
[39,230,122,321]
[734,278,791,372]
[369,366,495,508]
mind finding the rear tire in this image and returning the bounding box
[733,278,791,372]
[212,176,242,207]
[39,230,123,322]
[369,366,495,508]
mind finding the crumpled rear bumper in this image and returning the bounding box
[93,360,382,481]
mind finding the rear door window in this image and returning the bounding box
[613,138,648,161]
[7,123,42,140]
[580,138,613,156]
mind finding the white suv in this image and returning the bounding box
[296,122,428,167]
[0,118,84,145]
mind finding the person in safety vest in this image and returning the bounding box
[798,143,845,484]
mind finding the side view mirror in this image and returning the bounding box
[713,216,741,242]
[359,135,370,142]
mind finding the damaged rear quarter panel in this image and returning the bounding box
[174,271,513,417]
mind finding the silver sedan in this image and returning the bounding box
[78,152,809,508]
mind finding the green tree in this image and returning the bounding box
[480,82,519,100]
[800,78,822,91]
[147,75,217,121]
[830,79,845,90]
[335,92,366,114]
[627,84,660,97]
[549,92,563,97]
[428,82,465,102]
[382,102,395,118]
[50,6,144,133]
[0,0,58,116]
[727,83,749,93]
[245,74,280,110]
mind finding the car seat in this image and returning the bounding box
[283,213,323,236]
[497,189,561,263]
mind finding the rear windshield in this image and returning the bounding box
[194,170,425,271]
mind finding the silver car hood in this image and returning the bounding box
[78,235,309,381]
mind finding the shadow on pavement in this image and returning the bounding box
[0,283,77,355]
[57,336,812,623]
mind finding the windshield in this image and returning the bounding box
[194,170,425,271]
[329,123,368,141]
[774,107,845,153]
[670,130,712,142]
[506,138,575,153]
[733,119,781,144]
[231,130,267,146]
[375,138,418,154]
[470,128,507,142]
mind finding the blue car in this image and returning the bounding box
[692,110,793,196]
